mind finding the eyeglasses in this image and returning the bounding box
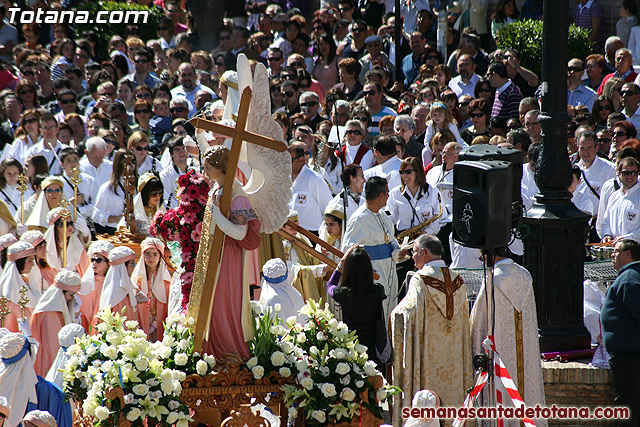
[300,101,318,107]
[458,101,470,108]
[268,57,283,62]
[363,90,377,96]
[134,58,149,64]
[478,88,492,93]
[620,170,639,176]
[354,116,368,122]
[56,220,74,227]
[104,139,117,146]
[613,131,628,137]
[149,190,163,197]
[45,188,63,193]
[346,129,363,135]
[24,117,38,124]
[281,91,295,98]
[567,66,584,73]
[135,109,151,114]
[91,257,108,263]
[399,169,415,175]
[135,145,150,152]
[469,112,484,118]
[600,104,612,111]
[18,89,35,95]
[597,137,612,144]
[136,93,152,99]
[170,107,187,113]
[60,99,76,105]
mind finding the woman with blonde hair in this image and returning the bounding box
[421,103,466,165]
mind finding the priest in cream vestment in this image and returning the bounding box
[470,250,547,427]
[391,234,472,426]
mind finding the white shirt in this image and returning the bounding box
[26,140,65,175]
[289,165,333,231]
[578,155,616,211]
[79,156,113,186]
[60,170,98,217]
[160,162,190,210]
[1,134,38,165]
[449,73,480,98]
[421,122,467,165]
[386,184,442,235]
[602,182,640,240]
[93,181,125,227]
[0,183,31,216]
[321,163,342,196]
[572,187,595,216]
[624,107,640,130]
[426,164,454,221]
[596,177,621,238]
[170,83,215,118]
[137,155,160,175]
[521,163,539,210]
[345,143,375,170]
[364,155,403,193]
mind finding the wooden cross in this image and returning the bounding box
[189,87,287,350]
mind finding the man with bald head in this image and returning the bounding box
[170,62,216,118]
[598,48,637,96]
[411,104,429,145]
[288,141,333,234]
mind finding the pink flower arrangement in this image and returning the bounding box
[152,170,210,308]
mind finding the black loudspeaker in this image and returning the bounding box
[452,160,513,249]
[459,144,523,227]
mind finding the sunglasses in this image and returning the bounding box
[479,88,492,93]
[24,117,38,124]
[216,62,225,67]
[56,220,74,227]
[363,90,377,96]
[104,139,118,146]
[281,91,295,98]
[613,131,628,137]
[21,70,35,76]
[621,90,639,97]
[620,170,639,176]
[136,93,152,99]
[170,107,187,113]
[600,105,612,111]
[354,116,368,122]
[134,58,149,64]
[91,257,108,263]
[45,188,63,193]
[297,127,311,135]
[270,86,281,92]
[353,27,366,33]
[346,129,362,135]
[300,101,318,107]
[469,112,485,118]
[399,169,415,175]
[598,137,612,144]
[135,109,151,114]
[135,145,150,152]
[426,54,440,60]
[567,66,583,73]
[19,89,35,95]
[458,102,470,108]
[149,190,163,197]
[268,57,283,62]
[60,99,76,105]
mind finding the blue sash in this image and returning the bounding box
[363,243,394,260]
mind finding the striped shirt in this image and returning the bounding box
[568,84,598,112]
[491,80,522,120]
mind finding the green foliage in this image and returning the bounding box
[73,2,163,60]
[495,19,593,77]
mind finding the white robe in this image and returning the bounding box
[342,204,401,320]
[470,258,547,427]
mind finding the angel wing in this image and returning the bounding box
[242,60,292,234]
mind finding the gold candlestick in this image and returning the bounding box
[69,167,82,222]
[0,296,10,327]
[17,285,29,322]
[17,173,29,224]
[59,199,72,268]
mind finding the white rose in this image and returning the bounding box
[376,389,387,401]
[94,406,110,421]
[328,318,338,329]
[246,356,258,369]
[319,365,330,376]
[333,348,348,359]
[286,315,297,326]
[279,367,291,377]
[341,387,356,401]
[166,412,180,424]
[104,346,117,359]
[355,344,367,354]
[196,360,208,375]
[295,359,308,371]
[252,365,265,379]
[274,303,282,312]
[178,339,190,350]
[270,351,286,366]
[320,383,337,397]
[187,317,195,326]
[161,369,173,381]
[297,333,306,343]
[355,380,365,388]
[159,346,172,359]
[364,360,377,377]
[86,345,97,356]
[312,410,326,423]
[279,340,294,354]
[309,346,319,355]
[340,375,351,385]
[316,331,327,341]
[175,353,188,366]
[132,384,149,396]
[126,408,142,421]
[204,354,216,367]
[161,380,175,395]
[336,362,350,375]
[134,358,148,372]
[168,400,180,410]
[125,320,138,330]
[300,376,314,390]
